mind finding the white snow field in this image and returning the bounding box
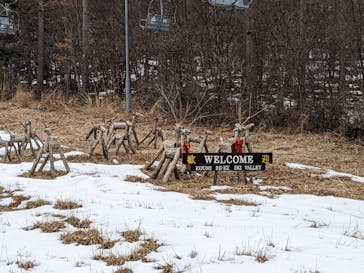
[0,160,364,273]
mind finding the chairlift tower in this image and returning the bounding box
[0,0,19,36]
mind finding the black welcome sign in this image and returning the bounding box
[182,153,272,172]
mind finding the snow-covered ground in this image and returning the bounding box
[0,160,364,273]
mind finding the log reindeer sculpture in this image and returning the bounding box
[145,124,212,183]
[106,118,139,147]
[86,119,139,159]
[29,128,70,178]
[21,121,43,157]
[139,117,165,148]
[106,121,137,155]
[0,136,23,163]
[0,121,42,163]
[217,123,255,184]
[150,129,189,183]
[144,123,186,170]
[86,123,109,159]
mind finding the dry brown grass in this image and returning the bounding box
[60,228,104,245]
[29,221,66,233]
[0,193,31,212]
[121,229,142,243]
[53,199,82,210]
[255,249,269,263]
[19,170,69,179]
[126,239,162,262]
[94,253,126,266]
[64,216,92,229]
[16,260,37,270]
[94,238,162,266]
[25,199,51,209]
[100,238,118,249]
[154,263,174,273]
[13,88,32,108]
[218,198,260,206]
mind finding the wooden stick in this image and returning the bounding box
[163,149,180,183]
[38,154,49,172]
[30,148,43,176]
[160,158,171,177]
[58,146,71,172]
[145,145,164,170]
[151,152,166,179]
[49,144,56,177]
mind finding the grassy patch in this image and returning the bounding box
[60,229,104,245]
[19,170,69,179]
[154,263,174,273]
[25,199,51,209]
[121,229,142,243]
[218,198,260,206]
[0,194,31,212]
[255,249,269,263]
[65,216,92,228]
[94,238,162,266]
[100,238,118,249]
[29,221,66,233]
[53,199,82,210]
[16,260,37,270]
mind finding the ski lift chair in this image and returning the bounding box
[0,0,18,36]
[140,0,175,32]
[0,16,17,35]
[208,0,253,9]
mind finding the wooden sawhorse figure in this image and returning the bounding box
[29,128,70,178]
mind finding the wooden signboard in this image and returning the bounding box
[182,153,272,172]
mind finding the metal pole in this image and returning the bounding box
[160,0,164,18]
[125,0,131,114]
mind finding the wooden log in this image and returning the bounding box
[160,157,172,177]
[115,136,126,155]
[30,148,43,176]
[163,148,180,183]
[49,144,56,177]
[140,130,152,144]
[151,152,166,179]
[58,146,71,173]
[145,145,164,170]
[38,153,49,172]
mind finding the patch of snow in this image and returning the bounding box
[0,162,363,273]
[209,185,235,191]
[316,169,364,183]
[0,197,13,206]
[252,178,263,185]
[53,151,86,160]
[259,185,292,191]
[286,163,321,170]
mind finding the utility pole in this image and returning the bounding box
[36,0,44,100]
[125,0,131,115]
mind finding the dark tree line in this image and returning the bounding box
[0,0,363,132]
